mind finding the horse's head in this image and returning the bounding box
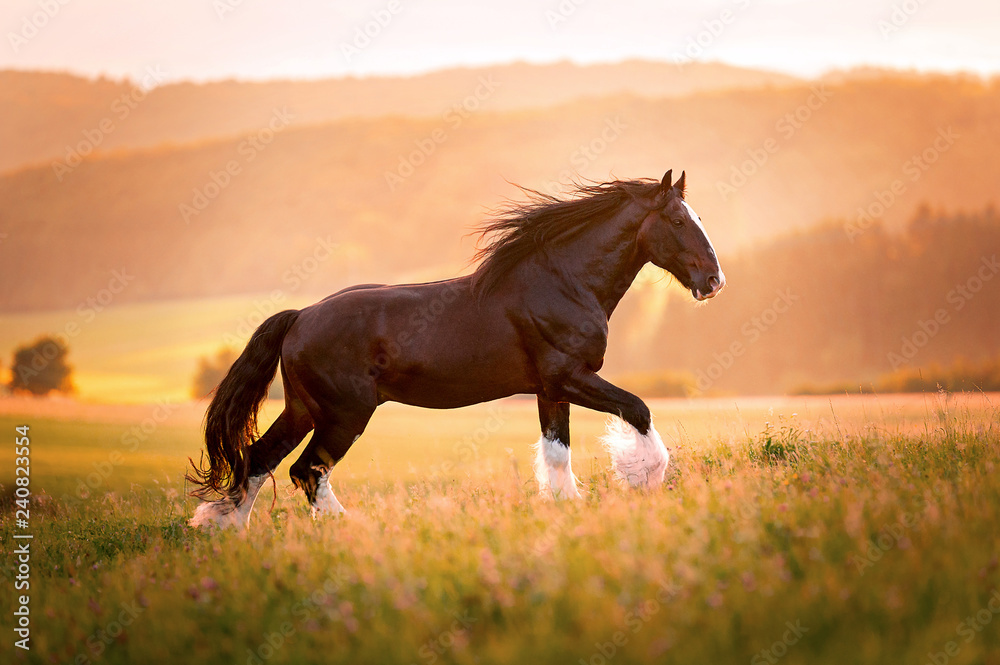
[637,170,725,301]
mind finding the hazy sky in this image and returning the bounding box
[3,0,998,83]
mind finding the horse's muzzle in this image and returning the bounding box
[693,272,726,301]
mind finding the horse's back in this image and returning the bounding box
[283,277,537,407]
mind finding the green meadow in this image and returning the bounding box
[1,393,999,664]
[0,294,320,404]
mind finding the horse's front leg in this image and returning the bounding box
[534,396,582,499]
[543,367,669,489]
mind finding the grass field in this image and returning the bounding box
[1,393,999,664]
[0,294,320,404]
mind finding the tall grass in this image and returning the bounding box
[1,395,999,664]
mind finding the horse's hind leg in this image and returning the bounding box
[240,398,314,515]
[246,398,314,482]
[534,396,582,499]
[289,402,375,517]
[189,403,313,529]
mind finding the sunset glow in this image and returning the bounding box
[3,0,999,83]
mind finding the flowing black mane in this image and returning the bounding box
[472,178,663,295]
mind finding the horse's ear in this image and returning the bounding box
[675,171,686,197]
[661,170,672,190]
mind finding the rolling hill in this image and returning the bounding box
[2,64,999,401]
[1,74,997,313]
[0,61,798,174]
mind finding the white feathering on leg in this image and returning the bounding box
[601,417,669,489]
[311,469,346,517]
[533,435,582,500]
[189,474,267,530]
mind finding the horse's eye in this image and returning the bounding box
[671,218,684,228]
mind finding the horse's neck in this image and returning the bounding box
[555,207,647,318]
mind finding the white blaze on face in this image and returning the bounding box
[681,200,716,256]
[680,199,725,297]
[533,435,582,500]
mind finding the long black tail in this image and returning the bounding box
[187,309,300,500]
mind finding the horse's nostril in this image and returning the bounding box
[708,275,720,291]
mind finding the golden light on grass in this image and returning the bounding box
[1,393,997,664]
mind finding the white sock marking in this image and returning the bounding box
[189,474,267,530]
[601,417,669,489]
[312,469,346,517]
[533,435,582,500]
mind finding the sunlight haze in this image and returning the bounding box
[3,0,999,82]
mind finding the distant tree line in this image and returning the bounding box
[607,205,1000,395]
[795,356,1000,395]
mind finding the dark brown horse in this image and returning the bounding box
[189,171,725,528]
